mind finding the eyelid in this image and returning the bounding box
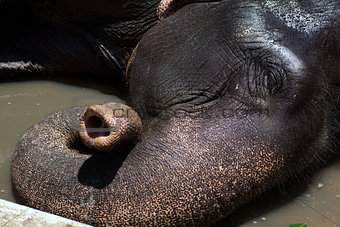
[247,58,286,97]
[271,44,305,73]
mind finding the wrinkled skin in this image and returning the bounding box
[7,0,340,226]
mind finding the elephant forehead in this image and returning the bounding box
[263,0,340,34]
[138,1,315,62]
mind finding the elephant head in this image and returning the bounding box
[11,0,340,226]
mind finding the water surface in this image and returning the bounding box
[235,156,340,227]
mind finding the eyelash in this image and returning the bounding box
[246,58,285,98]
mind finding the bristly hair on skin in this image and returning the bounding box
[157,0,222,21]
[157,0,174,20]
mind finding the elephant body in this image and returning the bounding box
[7,0,340,226]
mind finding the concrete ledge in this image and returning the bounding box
[0,199,91,227]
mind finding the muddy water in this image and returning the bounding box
[0,79,125,202]
[233,156,340,227]
[0,80,339,226]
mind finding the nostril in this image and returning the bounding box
[85,115,110,138]
[86,115,102,128]
[79,102,142,152]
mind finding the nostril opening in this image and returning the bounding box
[85,115,110,138]
[79,103,142,152]
[86,115,102,128]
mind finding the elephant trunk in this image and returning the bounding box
[79,102,142,152]
[11,106,291,226]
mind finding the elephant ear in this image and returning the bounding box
[157,0,220,20]
[321,9,340,86]
[335,27,340,86]
[333,31,340,86]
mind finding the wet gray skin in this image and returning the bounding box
[3,0,340,226]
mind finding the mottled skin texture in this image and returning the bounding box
[8,0,340,226]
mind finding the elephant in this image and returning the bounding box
[6,0,340,226]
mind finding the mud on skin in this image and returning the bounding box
[4,0,340,226]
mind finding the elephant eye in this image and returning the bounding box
[263,71,277,94]
[261,68,284,95]
[246,58,285,99]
